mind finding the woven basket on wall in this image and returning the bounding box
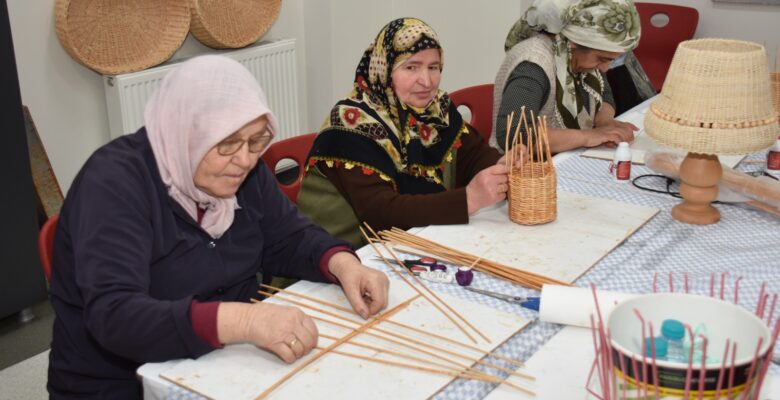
[55,0,190,75]
[190,0,282,49]
[507,163,557,225]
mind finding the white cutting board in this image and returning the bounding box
[412,191,658,284]
[159,280,532,400]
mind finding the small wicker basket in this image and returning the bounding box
[190,0,282,49]
[508,163,557,225]
[54,0,190,75]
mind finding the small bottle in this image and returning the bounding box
[611,142,632,182]
[766,138,780,180]
[455,267,474,286]
[661,319,687,363]
[645,336,668,361]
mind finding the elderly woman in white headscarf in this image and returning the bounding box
[47,55,388,399]
[492,0,642,153]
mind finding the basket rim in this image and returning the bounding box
[190,0,282,49]
[55,0,190,75]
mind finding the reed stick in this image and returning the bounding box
[318,345,535,396]
[318,333,504,383]
[253,294,417,399]
[259,290,533,381]
[361,225,487,344]
[260,284,525,368]
[381,227,569,290]
[365,225,491,344]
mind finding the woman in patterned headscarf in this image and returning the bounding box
[298,18,522,247]
[492,0,642,153]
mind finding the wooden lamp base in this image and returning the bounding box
[672,152,722,225]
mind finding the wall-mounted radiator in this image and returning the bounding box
[104,38,302,142]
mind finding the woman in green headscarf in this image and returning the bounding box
[298,18,523,248]
[492,0,642,153]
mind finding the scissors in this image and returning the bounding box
[464,287,541,311]
[371,256,444,270]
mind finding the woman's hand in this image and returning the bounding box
[465,164,509,215]
[585,122,637,148]
[217,302,318,363]
[328,252,389,319]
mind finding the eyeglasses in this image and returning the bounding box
[216,132,274,156]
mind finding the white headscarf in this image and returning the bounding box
[145,55,279,238]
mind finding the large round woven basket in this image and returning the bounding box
[644,39,779,155]
[190,0,282,49]
[507,163,557,225]
[55,0,190,75]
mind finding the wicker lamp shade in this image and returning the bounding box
[645,39,779,155]
[190,0,282,49]
[55,0,190,75]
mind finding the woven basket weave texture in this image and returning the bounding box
[508,164,557,225]
[644,39,779,155]
[190,0,281,49]
[55,0,190,75]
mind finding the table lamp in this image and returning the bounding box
[644,39,779,224]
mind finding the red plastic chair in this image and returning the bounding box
[449,84,494,143]
[261,133,317,203]
[38,214,59,282]
[633,3,699,92]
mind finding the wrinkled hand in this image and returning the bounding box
[218,302,318,364]
[328,252,389,319]
[585,121,637,148]
[466,164,509,215]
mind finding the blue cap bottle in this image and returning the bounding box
[645,336,668,359]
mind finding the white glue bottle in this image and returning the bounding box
[611,142,632,182]
[766,138,780,180]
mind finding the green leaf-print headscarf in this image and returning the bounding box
[505,0,641,128]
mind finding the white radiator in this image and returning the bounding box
[104,38,302,141]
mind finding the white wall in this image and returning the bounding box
[7,0,308,192]
[637,0,780,61]
[7,0,780,193]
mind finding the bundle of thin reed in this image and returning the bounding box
[379,227,569,290]
[505,106,557,225]
[361,223,489,344]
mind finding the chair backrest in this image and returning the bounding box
[261,133,317,203]
[38,214,59,282]
[449,83,494,143]
[633,3,698,92]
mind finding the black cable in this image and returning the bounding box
[631,174,681,198]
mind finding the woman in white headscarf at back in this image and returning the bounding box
[492,0,642,153]
[47,55,388,399]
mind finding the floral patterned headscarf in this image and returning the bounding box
[505,0,641,128]
[307,18,468,194]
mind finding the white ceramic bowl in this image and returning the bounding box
[607,293,772,398]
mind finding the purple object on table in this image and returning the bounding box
[455,267,473,286]
[430,263,447,272]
